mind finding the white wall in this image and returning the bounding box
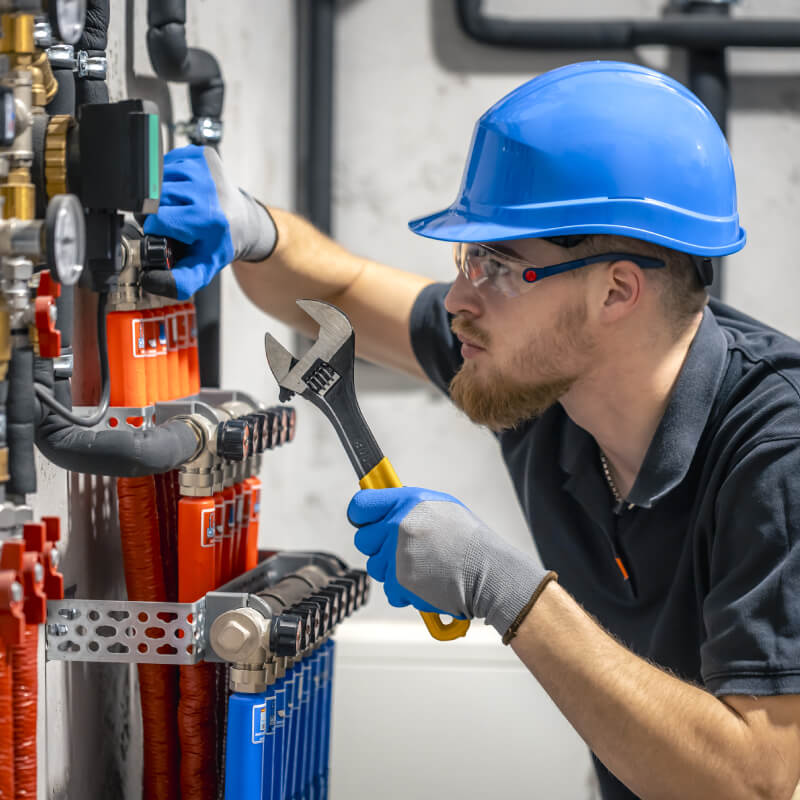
[39,1,800,798]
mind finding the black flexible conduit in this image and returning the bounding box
[454,0,800,299]
[146,0,225,388]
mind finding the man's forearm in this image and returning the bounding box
[231,206,432,377]
[232,207,369,335]
[511,581,795,800]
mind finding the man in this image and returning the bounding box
[145,62,800,799]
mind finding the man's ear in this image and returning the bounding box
[598,260,643,321]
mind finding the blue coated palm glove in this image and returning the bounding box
[348,487,549,636]
[143,145,277,299]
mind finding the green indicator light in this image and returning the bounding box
[148,114,160,200]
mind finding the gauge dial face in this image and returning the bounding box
[47,195,85,286]
[52,0,86,45]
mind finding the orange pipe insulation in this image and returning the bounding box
[244,476,262,572]
[186,303,200,394]
[118,476,180,800]
[106,311,148,407]
[10,625,37,799]
[221,486,236,586]
[178,495,218,799]
[231,482,244,579]
[0,644,14,798]
[213,492,224,588]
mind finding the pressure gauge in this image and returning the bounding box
[45,195,86,286]
[49,0,86,46]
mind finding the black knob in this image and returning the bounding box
[140,235,172,270]
[245,413,268,454]
[270,613,303,658]
[264,409,281,450]
[216,419,250,461]
[317,586,346,623]
[308,594,334,633]
[330,578,357,615]
[291,602,321,644]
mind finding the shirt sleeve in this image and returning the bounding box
[409,281,463,397]
[700,435,800,696]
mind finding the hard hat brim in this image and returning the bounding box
[408,203,747,258]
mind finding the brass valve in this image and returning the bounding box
[0,13,55,106]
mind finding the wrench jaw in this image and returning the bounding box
[263,311,385,478]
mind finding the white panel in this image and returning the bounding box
[330,622,598,799]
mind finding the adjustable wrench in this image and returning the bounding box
[264,299,469,642]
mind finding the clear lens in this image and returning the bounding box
[454,243,527,298]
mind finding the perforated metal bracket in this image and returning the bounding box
[45,598,205,664]
[45,550,353,665]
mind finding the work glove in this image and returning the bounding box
[143,144,277,299]
[348,487,551,638]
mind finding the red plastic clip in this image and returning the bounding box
[41,516,61,543]
[0,541,25,645]
[21,552,46,624]
[23,521,46,553]
[37,270,62,299]
[35,295,62,358]
[40,517,64,600]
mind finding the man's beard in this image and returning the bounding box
[449,301,592,432]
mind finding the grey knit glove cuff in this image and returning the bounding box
[396,501,550,638]
[204,148,277,263]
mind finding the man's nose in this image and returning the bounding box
[444,271,483,317]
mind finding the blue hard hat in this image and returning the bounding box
[409,61,746,257]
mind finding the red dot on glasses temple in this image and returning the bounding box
[523,268,537,283]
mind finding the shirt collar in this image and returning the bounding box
[558,306,729,509]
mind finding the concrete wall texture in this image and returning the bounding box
[37,1,800,798]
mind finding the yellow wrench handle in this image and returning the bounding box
[359,457,470,642]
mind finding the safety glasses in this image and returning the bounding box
[453,242,666,298]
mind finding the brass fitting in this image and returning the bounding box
[0,14,49,106]
[44,115,71,199]
[0,167,33,220]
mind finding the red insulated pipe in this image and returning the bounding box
[117,476,180,800]
[10,625,37,799]
[0,644,14,798]
[177,495,218,799]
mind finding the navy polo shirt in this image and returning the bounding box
[410,284,800,800]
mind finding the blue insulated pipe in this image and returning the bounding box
[317,640,336,799]
[282,665,298,799]
[267,676,287,799]
[311,641,334,799]
[223,691,267,800]
[300,651,323,798]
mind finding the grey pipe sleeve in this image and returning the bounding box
[8,347,36,495]
[33,358,200,476]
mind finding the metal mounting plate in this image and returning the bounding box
[46,598,205,664]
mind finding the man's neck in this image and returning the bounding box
[560,312,703,499]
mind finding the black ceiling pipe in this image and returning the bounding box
[455,0,800,50]
[454,0,800,299]
[295,0,335,235]
[146,0,225,388]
